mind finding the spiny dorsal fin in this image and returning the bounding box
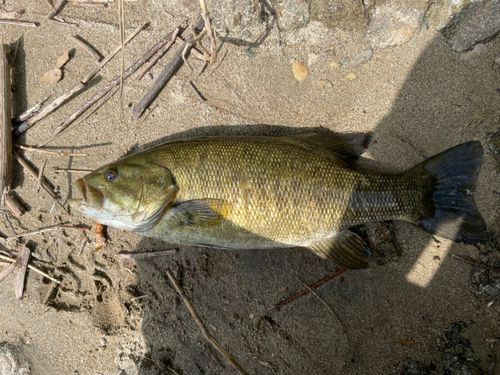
[174,198,231,227]
[284,132,371,163]
[307,229,371,269]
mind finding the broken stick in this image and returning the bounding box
[14,246,30,300]
[0,19,38,28]
[71,35,103,62]
[0,44,24,217]
[133,19,205,118]
[165,267,250,375]
[0,252,60,284]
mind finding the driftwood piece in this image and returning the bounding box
[12,95,52,125]
[71,35,103,62]
[44,25,186,143]
[0,44,12,203]
[0,44,23,217]
[133,19,204,118]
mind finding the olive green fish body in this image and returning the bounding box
[143,137,420,248]
[70,134,488,269]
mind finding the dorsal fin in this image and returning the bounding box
[284,132,371,163]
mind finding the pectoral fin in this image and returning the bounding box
[174,199,230,227]
[307,230,371,269]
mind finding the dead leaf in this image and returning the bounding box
[0,10,25,20]
[95,222,106,252]
[14,246,30,300]
[56,50,70,68]
[40,68,62,83]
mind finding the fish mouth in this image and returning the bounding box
[69,178,103,210]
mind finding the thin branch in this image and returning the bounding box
[165,267,250,375]
[12,95,52,124]
[14,145,88,157]
[271,268,347,311]
[188,81,206,102]
[15,246,30,300]
[0,19,38,27]
[70,35,103,62]
[47,0,67,19]
[50,168,92,173]
[82,22,147,84]
[118,249,177,259]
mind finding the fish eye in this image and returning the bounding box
[104,171,117,182]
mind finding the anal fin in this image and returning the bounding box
[307,230,371,269]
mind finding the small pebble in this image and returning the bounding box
[329,60,339,69]
[292,61,309,81]
[339,58,350,67]
[316,79,333,88]
[281,286,289,293]
[345,72,357,80]
[350,49,373,67]
[244,48,257,58]
[308,52,319,66]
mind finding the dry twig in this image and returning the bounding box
[451,253,500,272]
[71,35,103,62]
[188,81,206,103]
[6,223,86,242]
[165,267,250,375]
[14,145,87,157]
[12,95,52,124]
[50,168,91,173]
[272,268,347,310]
[118,249,177,259]
[0,19,38,27]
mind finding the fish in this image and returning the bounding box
[69,133,488,269]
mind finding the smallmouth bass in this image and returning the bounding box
[69,133,488,268]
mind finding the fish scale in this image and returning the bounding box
[70,134,487,269]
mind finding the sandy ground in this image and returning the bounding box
[1,1,500,374]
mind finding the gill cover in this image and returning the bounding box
[70,162,178,231]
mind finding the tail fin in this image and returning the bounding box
[408,141,488,244]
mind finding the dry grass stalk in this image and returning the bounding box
[14,145,87,157]
[50,168,91,173]
[0,19,38,27]
[71,35,103,62]
[12,150,68,213]
[165,267,250,375]
[82,22,147,84]
[6,223,86,242]
[0,252,61,284]
[118,0,125,110]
